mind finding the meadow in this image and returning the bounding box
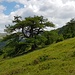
[0,37,75,75]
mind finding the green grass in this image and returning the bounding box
[1,37,75,75]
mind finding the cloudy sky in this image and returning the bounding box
[0,0,75,32]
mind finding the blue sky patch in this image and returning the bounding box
[1,1,24,15]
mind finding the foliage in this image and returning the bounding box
[2,16,75,58]
[33,54,49,65]
[42,30,59,45]
[2,15,55,57]
[56,34,64,43]
[59,18,75,39]
[0,39,6,55]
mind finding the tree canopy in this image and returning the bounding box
[1,16,75,58]
[2,15,55,57]
[5,16,55,38]
[59,18,75,39]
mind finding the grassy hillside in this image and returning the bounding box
[0,37,75,75]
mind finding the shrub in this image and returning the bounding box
[33,54,49,65]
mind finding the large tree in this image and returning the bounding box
[5,16,55,37]
[3,15,55,57]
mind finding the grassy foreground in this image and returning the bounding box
[0,38,75,75]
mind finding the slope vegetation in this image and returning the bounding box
[0,38,75,75]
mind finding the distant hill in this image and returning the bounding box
[0,37,75,75]
[0,33,6,39]
[0,33,6,49]
[0,41,6,49]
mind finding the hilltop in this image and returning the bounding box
[0,37,75,75]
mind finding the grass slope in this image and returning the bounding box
[0,38,75,75]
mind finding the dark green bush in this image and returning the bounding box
[33,54,49,65]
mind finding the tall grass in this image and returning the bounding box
[0,37,75,75]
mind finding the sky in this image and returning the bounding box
[0,0,75,33]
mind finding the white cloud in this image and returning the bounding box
[0,5,6,13]
[0,0,75,32]
[15,4,20,9]
[0,0,3,2]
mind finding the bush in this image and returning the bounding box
[3,47,15,58]
[33,54,49,65]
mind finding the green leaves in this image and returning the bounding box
[59,18,75,39]
[2,15,55,57]
[45,22,55,27]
